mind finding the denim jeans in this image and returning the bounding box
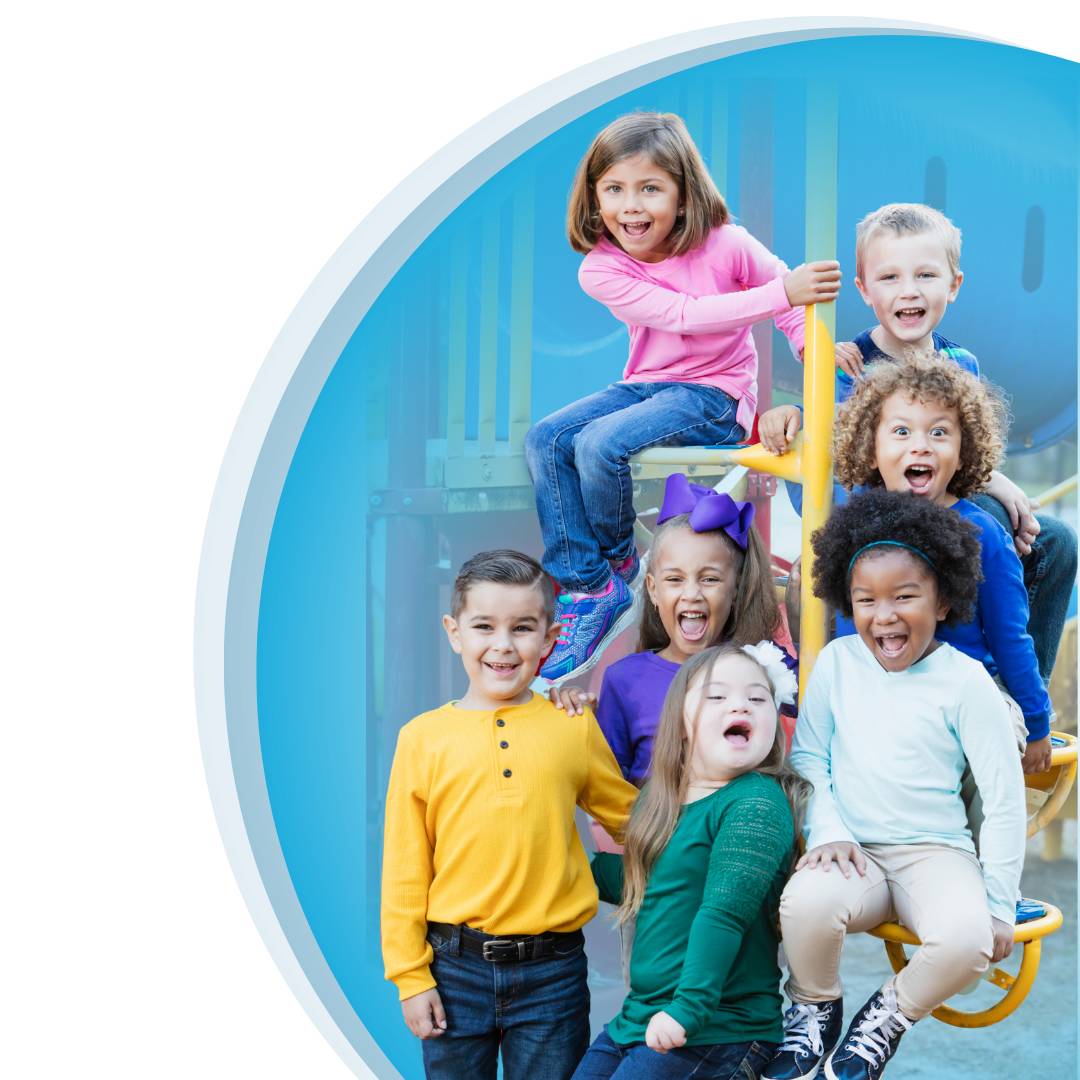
[571,1029,778,1080]
[421,924,591,1080]
[971,493,1078,683]
[524,382,744,592]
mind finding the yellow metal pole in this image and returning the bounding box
[1034,474,1078,508]
[798,308,835,700]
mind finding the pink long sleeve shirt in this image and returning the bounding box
[578,224,805,436]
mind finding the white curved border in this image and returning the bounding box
[193,17,995,1078]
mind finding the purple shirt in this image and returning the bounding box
[596,651,680,785]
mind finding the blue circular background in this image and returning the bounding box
[213,30,1078,1079]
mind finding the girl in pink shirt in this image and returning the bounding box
[528,111,839,683]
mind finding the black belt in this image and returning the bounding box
[428,922,583,963]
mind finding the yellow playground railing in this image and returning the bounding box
[628,306,1079,1028]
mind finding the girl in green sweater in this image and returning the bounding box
[572,642,811,1080]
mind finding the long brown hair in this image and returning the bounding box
[616,644,811,925]
[638,516,780,653]
[567,112,729,257]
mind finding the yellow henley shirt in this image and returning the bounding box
[380,692,637,999]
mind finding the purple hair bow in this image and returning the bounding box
[656,473,755,550]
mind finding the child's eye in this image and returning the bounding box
[893,425,910,436]
[643,184,659,193]
[919,271,938,278]
[750,695,768,704]
[931,426,949,437]
[604,183,621,193]
[707,693,727,701]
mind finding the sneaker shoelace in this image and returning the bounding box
[846,991,912,1066]
[778,1002,828,1056]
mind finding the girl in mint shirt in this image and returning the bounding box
[572,641,809,1080]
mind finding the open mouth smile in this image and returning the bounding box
[677,610,708,642]
[903,463,935,494]
[894,306,926,326]
[874,632,909,658]
[484,660,520,676]
[723,720,752,747]
[621,220,652,239]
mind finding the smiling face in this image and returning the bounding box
[683,653,778,784]
[872,391,962,506]
[646,526,739,664]
[595,153,682,263]
[442,581,559,709]
[855,231,963,354]
[850,548,949,673]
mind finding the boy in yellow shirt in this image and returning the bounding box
[381,549,637,1079]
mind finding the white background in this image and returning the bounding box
[3,3,1077,1077]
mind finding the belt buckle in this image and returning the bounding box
[481,938,527,962]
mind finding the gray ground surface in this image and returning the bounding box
[584,841,1076,1079]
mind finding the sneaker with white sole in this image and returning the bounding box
[762,998,843,1080]
[540,575,635,683]
[824,985,913,1080]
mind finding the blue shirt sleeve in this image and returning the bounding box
[954,505,1052,739]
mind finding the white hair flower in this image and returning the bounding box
[740,640,798,709]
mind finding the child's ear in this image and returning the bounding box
[442,614,463,654]
[543,618,562,651]
[645,571,658,605]
[947,270,964,302]
[854,276,872,306]
[936,599,950,623]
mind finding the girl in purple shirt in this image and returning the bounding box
[596,473,789,787]
[527,111,839,685]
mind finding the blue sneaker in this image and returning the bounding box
[540,575,635,683]
[824,985,913,1080]
[762,999,843,1080]
[1016,897,1046,923]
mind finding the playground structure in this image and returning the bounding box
[353,59,1079,1070]
[628,306,1079,1027]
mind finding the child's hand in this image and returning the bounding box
[401,988,447,1040]
[990,917,1014,963]
[796,841,867,878]
[835,341,864,380]
[645,1010,687,1054]
[1021,734,1053,774]
[984,471,1041,556]
[759,405,802,455]
[548,685,597,716]
[784,260,842,307]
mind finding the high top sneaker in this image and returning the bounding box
[539,575,635,683]
[825,985,914,1080]
[762,998,843,1079]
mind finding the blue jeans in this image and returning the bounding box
[524,382,744,592]
[572,1029,778,1080]
[971,493,1078,684]
[421,924,591,1080]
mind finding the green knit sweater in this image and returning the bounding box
[593,771,794,1046]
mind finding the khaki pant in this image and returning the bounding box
[780,843,993,1020]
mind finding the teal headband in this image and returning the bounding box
[847,540,937,579]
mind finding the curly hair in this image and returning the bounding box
[833,349,1008,499]
[810,489,982,624]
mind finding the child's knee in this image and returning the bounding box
[779,868,853,932]
[573,422,624,480]
[919,918,993,978]
[524,416,566,468]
